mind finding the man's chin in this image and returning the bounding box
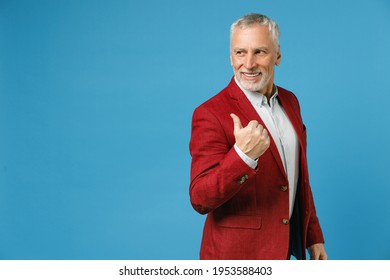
[240,81,263,92]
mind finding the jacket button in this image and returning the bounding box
[282,219,289,225]
[280,185,288,192]
[238,175,249,184]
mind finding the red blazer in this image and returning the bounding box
[189,78,324,260]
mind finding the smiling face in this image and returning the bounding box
[230,23,281,96]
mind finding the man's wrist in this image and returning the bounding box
[234,144,258,169]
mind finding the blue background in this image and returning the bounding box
[1,0,389,260]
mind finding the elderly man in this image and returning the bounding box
[189,13,327,260]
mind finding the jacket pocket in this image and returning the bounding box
[216,215,262,230]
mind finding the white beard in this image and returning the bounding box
[236,71,271,92]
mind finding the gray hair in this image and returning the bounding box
[230,13,280,47]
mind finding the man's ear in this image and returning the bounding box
[275,46,282,66]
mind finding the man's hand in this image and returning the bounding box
[230,113,270,160]
[308,243,328,260]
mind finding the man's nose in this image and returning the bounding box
[244,53,256,69]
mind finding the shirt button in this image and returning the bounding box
[282,219,289,225]
[280,185,288,192]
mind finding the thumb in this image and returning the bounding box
[230,113,243,132]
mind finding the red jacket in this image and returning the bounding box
[189,78,324,259]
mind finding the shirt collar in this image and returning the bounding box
[234,76,278,108]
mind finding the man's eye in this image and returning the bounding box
[255,50,266,55]
[236,51,244,56]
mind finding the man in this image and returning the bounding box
[189,13,327,260]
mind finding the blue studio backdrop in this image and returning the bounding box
[1,0,390,260]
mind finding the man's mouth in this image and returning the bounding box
[242,72,261,78]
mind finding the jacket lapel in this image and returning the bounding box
[276,89,305,150]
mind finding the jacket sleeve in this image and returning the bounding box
[306,187,325,247]
[302,124,325,247]
[189,105,256,214]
